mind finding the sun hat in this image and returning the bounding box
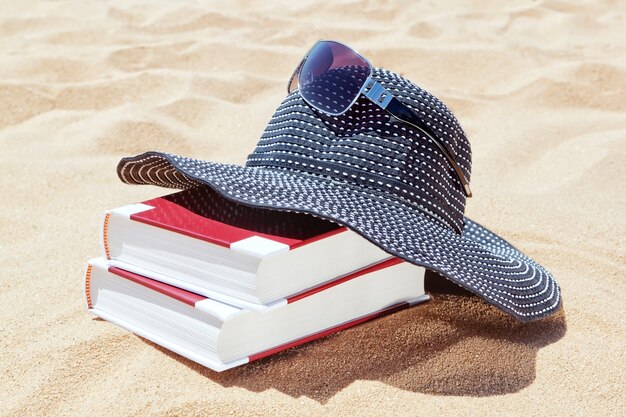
[116,66,561,322]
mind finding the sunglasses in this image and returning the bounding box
[288,40,472,198]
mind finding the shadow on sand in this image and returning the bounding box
[141,271,567,403]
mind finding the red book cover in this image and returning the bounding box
[108,266,206,307]
[114,187,347,249]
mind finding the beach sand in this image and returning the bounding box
[1,0,624,415]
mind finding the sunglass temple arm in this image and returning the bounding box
[360,79,473,198]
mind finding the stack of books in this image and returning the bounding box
[84,187,429,371]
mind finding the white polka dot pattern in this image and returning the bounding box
[248,68,468,233]
[115,68,561,321]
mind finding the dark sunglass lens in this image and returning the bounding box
[298,41,370,115]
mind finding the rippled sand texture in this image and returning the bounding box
[1,1,624,416]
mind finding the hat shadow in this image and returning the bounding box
[140,270,566,403]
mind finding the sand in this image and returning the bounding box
[1,0,624,415]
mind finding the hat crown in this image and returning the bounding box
[246,68,471,233]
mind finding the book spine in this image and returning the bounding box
[84,263,94,309]
[101,203,158,260]
[102,212,111,259]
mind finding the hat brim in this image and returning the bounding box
[118,151,561,321]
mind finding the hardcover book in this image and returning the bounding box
[85,257,429,371]
[102,187,391,308]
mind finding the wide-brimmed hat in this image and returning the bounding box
[117,67,561,321]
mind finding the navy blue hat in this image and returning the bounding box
[117,67,561,321]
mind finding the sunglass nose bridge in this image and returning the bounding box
[360,78,393,110]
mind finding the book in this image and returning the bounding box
[85,257,429,372]
[102,187,391,308]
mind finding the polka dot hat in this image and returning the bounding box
[117,67,561,321]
